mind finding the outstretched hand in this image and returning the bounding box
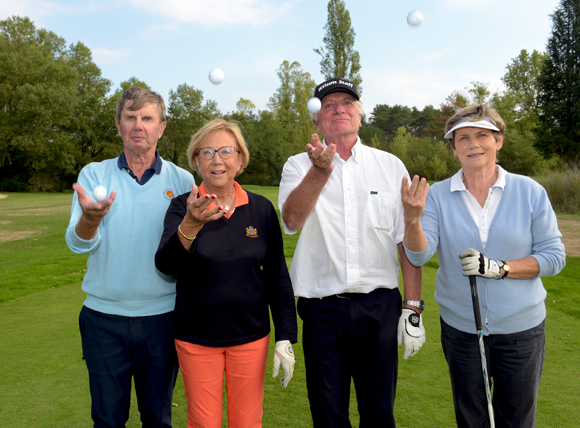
[73,183,116,223]
[183,184,226,229]
[401,175,429,224]
[306,133,335,175]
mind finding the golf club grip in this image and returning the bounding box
[469,275,483,331]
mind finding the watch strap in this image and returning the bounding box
[499,260,510,279]
[403,299,425,311]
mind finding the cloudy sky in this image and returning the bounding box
[0,0,561,116]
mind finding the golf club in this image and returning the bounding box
[469,275,495,428]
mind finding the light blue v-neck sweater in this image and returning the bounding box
[66,156,194,317]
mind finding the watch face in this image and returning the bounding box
[504,264,510,272]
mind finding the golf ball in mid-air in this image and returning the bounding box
[307,97,321,113]
[208,68,225,85]
[92,185,107,202]
[407,10,423,27]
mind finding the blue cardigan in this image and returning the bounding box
[405,173,566,335]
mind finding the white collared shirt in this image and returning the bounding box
[279,138,409,298]
[450,165,507,248]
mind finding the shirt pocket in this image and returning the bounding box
[366,191,396,233]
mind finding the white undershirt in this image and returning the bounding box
[450,165,507,248]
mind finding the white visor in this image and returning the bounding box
[444,118,500,139]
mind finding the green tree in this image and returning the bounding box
[489,49,552,175]
[0,16,111,191]
[467,81,491,105]
[236,98,256,118]
[108,77,151,103]
[268,61,317,158]
[390,127,459,180]
[234,110,288,186]
[536,0,580,165]
[314,0,362,92]
[64,43,116,177]
[502,50,546,112]
[160,83,220,168]
[369,104,438,144]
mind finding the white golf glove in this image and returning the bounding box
[397,309,426,359]
[459,248,502,279]
[272,340,295,388]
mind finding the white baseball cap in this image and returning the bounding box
[444,118,500,139]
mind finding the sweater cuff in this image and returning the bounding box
[403,241,431,267]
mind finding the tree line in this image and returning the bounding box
[1,0,579,191]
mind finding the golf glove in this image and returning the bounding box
[272,340,295,388]
[397,309,426,359]
[459,248,502,279]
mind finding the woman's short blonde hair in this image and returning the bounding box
[445,104,506,148]
[186,119,249,176]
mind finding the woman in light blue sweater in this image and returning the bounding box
[402,104,566,428]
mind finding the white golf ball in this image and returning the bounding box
[208,68,225,85]
[92,185,107,202]
[407,10,423,27]
[307,97,321,113]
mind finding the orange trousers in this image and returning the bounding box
[175,335,269,428]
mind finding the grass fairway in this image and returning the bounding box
[1,190,579,427]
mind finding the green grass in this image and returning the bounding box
[534,168,580,214]
[1,190,579,427]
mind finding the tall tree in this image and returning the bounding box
[268,60,317,157]
[502,49,546,113]
[536,0,580,165]
[490,49,551,175]
[466,81,491,105]
[160,83,220,168]
[314,0,362,93]
[0,16,111,191]
[236,98,256,118]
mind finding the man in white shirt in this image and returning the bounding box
[279,78,425,427]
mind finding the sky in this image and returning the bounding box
[0,0,562,117]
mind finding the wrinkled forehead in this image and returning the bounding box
[321,91,357,105]
[121,101,160,116]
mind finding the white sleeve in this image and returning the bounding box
[278,155,307,235]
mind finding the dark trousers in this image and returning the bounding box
[297,288,401,428]
[79,306,179,428]
[441,318,546,428]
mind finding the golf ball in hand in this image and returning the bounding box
[92,185,107,202]
[307,97,321,113]
[407,10,423,26]
[208,68,225,84]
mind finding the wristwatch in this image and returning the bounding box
[498,260,510,279]
[403,299,425,312]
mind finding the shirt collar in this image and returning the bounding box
[451,164,507,192]
[199,181,249,218]
[322,136,362,164]
[117,150,163,174]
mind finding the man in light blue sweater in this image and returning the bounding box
[66,87,194,427]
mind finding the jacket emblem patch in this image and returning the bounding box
[164,189,175,200]
[246,226,258,238]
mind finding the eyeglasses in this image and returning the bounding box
[196,146,239,160]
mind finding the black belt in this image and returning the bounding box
[334,292,369,299]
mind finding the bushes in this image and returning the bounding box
[389,127,460,181]
[535,168,580,213]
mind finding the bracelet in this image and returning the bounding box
[178,224,196,241]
